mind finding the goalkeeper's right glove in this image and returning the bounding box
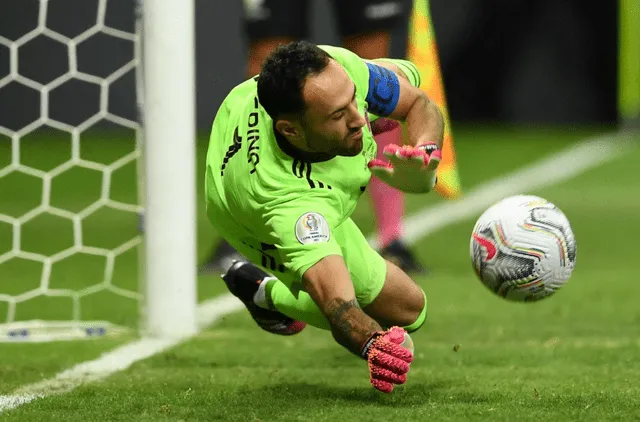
[368,143,442,194]
[360,326,414,393]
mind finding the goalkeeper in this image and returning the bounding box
[205,41,443,393]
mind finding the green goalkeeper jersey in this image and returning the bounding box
[205,45,420,283]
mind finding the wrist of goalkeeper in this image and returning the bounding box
[417,142,440,186]
[359,328,413,360]
[416,142,440,155]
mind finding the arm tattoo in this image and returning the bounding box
[325,298,381,354]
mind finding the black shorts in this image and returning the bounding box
[243,0,410,40]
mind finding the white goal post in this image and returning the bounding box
[0,0,197,341]
[141,0,197,338]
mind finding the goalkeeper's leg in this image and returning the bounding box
[222,261,307,336]
[258,260,427,333]
[228,218,427,333]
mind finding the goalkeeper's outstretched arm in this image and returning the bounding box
[364,60,444,150]
[303,255,381,353]
[303,255,414,393]
[364,59,444,194]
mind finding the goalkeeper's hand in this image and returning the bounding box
[368,143,442,193]
[360,326,414,393]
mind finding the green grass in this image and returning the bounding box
[1,125,639,420]
[0,337,134,395]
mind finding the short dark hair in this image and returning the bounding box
[257,41,330,120]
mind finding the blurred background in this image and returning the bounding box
[0,0,631,130]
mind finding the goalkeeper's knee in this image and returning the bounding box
[402,289,427,333]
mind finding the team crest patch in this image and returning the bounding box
[295,212,330,244]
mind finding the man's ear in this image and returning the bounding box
[275,119,300,139]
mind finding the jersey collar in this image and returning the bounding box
[273,123,335,163]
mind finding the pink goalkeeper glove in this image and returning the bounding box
[368,143,442,194]
[360,326,414,393]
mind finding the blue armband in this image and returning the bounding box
[365,62,400,117]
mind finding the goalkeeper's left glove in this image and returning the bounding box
[360,326,414,393]
[368,143,442,193]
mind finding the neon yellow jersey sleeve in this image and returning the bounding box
[369,58,422,88]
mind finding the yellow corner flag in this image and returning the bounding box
[407,0,463,199]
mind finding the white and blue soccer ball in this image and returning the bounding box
[470,195,577,302]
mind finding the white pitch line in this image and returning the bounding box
[0,131,634,414]
[0,294,244,413]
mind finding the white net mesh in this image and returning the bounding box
[0,0,143,341]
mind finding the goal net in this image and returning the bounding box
[0,0,197,341]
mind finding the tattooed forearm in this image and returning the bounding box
[324,297,382,355]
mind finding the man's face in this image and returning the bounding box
[298,59,367,156]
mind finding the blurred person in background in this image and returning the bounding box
[199,0,430,276]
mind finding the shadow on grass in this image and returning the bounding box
[201,379,496,421]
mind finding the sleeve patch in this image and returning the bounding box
[365,62,400,117]
[295,212,330,244]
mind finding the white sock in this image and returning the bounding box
[253,276,276,310]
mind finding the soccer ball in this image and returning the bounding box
[470,195,577,302]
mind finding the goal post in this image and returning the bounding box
[140,0,198,338]
[0,0,198,341]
